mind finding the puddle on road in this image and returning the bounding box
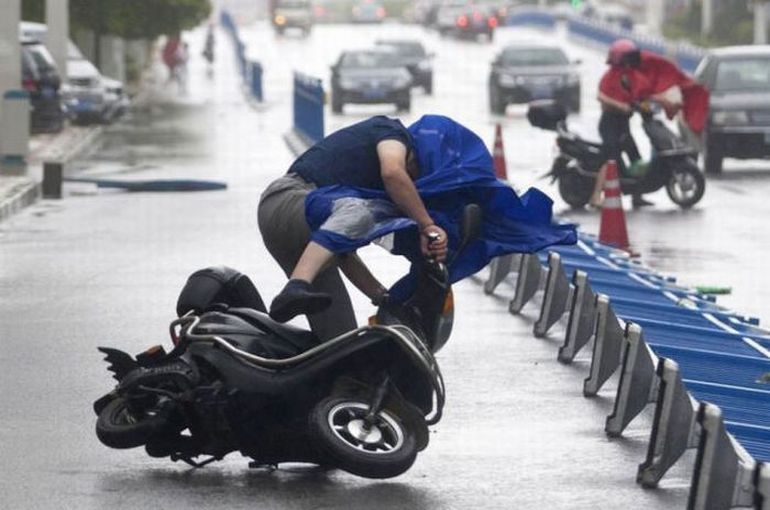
[77,100,214,176]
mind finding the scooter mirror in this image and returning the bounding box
[459,203,483,250]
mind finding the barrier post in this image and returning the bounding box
[249,61,263,102]
[292,72,325,145]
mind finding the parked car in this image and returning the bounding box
[21,38,65,133]
[271,0,313,35]
[436,1,497,40]
[330,49,412,113]
[350,0,386,23]
[488,44,581,114]
[63,57,129,125]
[375,39,434,94]
[20,21,129,126]
[684,46,770,175]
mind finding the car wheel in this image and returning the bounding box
[396,97,411,113]
[703,139,723,175]
[489,85,505,115]
[424,76,433,95]
[331,91,343,114]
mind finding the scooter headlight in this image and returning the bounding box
[712,110,749,126]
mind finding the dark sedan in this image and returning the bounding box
[488,44,581,115]
[684,46,770,174]
[330,49,412,114]
[375,39,434,94]
[21,39,65,133]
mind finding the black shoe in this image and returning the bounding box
[269,279,332,323]
[632,195,654,207]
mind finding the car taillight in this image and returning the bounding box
[488,16,498,28]
[376,6,386,18]
[22,78,38,92]
[457,15,468,28]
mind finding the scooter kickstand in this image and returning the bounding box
[363,375,390,430]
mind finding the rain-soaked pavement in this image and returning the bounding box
[1,19,769,510]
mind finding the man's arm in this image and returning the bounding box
[337,253,388,304]
[377,139,448,260]
[597,91,632,114]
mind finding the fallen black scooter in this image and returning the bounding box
[527,100,705,209]
[93,206,481,479]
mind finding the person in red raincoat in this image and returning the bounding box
[590,39,709,207]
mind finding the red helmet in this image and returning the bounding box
[607,39,640,66]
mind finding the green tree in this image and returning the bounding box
[22,0,212,39]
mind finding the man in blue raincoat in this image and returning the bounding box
[258,115,576,340]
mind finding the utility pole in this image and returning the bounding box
[45,0,69,81]
[755,0,769,44]
[701,0,714,37]
[0,0,29,169]
[647,0,665,35]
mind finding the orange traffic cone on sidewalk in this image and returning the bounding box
[492,123,507,180]
[598,160,631,251]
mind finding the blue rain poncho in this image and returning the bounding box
[304,115,577,299]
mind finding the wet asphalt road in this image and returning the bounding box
[1,20,769,510]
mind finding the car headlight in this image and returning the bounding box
[417,60,431,71]
[339,78,357,89]
[498,73,518,87]
[711,110,749,126]
[565,74,580,86]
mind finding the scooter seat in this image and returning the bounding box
[226,307,321,355]
[195,308,320,360]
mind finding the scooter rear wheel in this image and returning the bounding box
[558,171,593,209]
[309,396,418,479]
[96,397,169,449]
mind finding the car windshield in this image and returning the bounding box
[376,42,426,58]
[341,51,400,68]
[25,44,57,72]
[501,48,568,66]
[714,57,770,92]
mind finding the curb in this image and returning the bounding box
[0,177,41,224]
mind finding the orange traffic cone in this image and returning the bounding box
[598,160,631,251]
[492,123,507,180]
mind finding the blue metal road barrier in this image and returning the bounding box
[482,230,770,504]
[293,72,325,145]
[220,10,264,104]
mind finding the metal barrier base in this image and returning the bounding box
[534,252,574,338]
[637,358,700,488]
[606,323,659,437]
[687,403,757,510]
[584,294,626,397]
[559,270,597,363]
[758,463,769,510]
[484,253,519,295]
[509,253,544,315]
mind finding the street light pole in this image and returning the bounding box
[754,0,769,44]
[45,0,69,81]
[646,0,665,35]
[702,0,714,37]
[0,0,22,111]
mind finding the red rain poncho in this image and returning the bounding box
[599,51,709,134]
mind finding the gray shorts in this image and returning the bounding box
[257,173,356,340]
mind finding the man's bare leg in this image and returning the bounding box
[590,163,608,208]
[269,241,336,323]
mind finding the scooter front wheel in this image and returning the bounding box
[666,160,705,209]
[309,396,418,479]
